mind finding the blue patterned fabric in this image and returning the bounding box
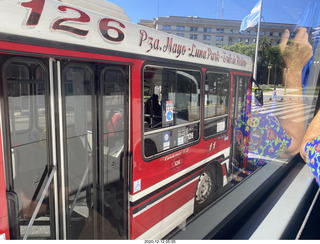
[236,90,292,166]
[304,135,320,186]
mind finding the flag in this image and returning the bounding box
[240,0,261,33]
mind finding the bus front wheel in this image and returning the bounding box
[194,166,218,213]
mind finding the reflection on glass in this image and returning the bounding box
[204,72,229,137]
[62,64,94,239]
[101,67,127,239]
[232,26,317,186]
[4,58,51,239]
[143,66,201,157]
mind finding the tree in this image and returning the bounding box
[259,36,271,64]
[222,42,255,60]
[222,37,284,85]
[264,45,285,86]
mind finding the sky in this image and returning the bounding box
[106,0,312,25]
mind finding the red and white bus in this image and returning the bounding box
[0,0,252,240]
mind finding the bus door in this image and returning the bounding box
[59,61,129,239]
[1,56,56,239]
[231,75,250,169]
[1,56,129,240]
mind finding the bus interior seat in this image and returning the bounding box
[144,138,158,157]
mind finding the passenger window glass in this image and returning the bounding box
[36,82,46,130]
[204,72,229,137]
[6,63,32,134]
[101,68,125,137]
[143,66,201,157]
[64,66,93,132]
[62,64,94,239]
[3,57,51,239]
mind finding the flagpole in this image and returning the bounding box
[253,0,263,81]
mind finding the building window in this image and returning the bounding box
[190,34,198,40]
[270,32,273,36]
[229,37,233,42]
[217,28,224,33]
[177,26,185,31]
[238,37,242,42]
[162,25,171,30]
[204,27,211,32]
[190,26,198,31]
[216,36,224,41]
[247,31,251,35]
[203,35,211,40]
[230,29,234,33]
[279,32,282,37]
[177,33,184,37]
[262,31,266,35]
[245,38,249,43]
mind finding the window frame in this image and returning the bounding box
[203,35,211,40]
[141,63,202,161]
[216,36,224,41]
[190,26,198,31]
[2,57,49,136]
[203,71,231,140]
[190,34,198,40]
[162,25,171,30]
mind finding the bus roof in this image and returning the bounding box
[0,0,252,72]
[60,0,131,22]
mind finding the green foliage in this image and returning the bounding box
[222,42,256,60]
[222,36,286,85]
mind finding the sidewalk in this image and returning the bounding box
[262,88,317,102]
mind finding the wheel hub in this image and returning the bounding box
[195,171,213,204]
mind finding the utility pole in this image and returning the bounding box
[222,0,224,19]
[253,0,263,81]
[267,65,272,88]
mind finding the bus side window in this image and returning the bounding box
[143,66,201,158]
[204,72,230,138]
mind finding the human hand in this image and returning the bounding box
[279,27,313,87]
[280,27,313,70]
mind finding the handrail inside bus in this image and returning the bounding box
[204,114,228,122]
[69,158,92,217]
[144,120,200,136]
[23,166,56,240]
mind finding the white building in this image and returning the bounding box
[139,16,296,47]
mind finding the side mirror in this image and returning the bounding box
[254,88,263,106]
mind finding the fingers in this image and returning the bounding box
[294,27,309,44]
[280,27,309,53]
[295,27,313,61]
[279,29,290,53]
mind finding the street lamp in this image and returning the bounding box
[267,65,272,88]
[284,68,290,95]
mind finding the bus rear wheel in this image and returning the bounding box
[194,166,217,213]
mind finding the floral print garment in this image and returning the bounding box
[236,90,292,166]
[304,135,320,186]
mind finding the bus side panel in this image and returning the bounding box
[0,126,10,240]
[131,176,198,239]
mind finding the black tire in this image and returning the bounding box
[194,165,220,213]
